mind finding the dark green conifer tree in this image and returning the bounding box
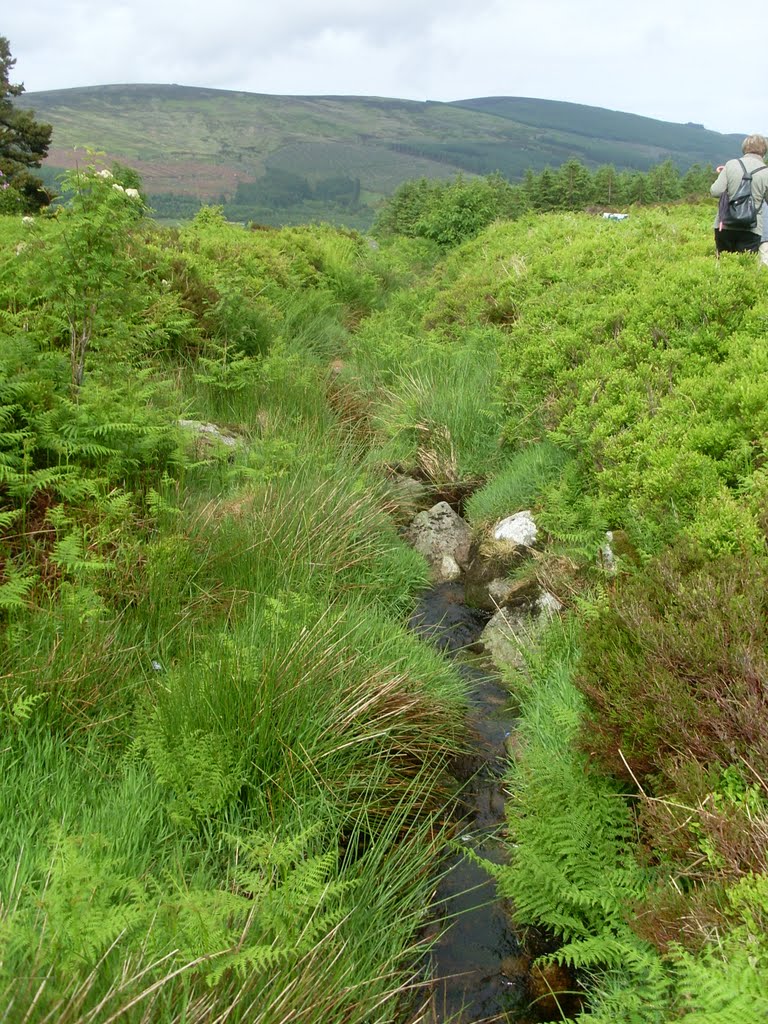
[680,162,715,197]
[533,168,560,212]
[593,164,620,206]
[0,36,52,210]
[645,159,682,202]
[557,159,594,210]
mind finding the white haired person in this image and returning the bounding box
[711,134,768,255]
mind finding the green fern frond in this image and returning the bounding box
[0,569,35,610]
[673,942,768,1023]
[143,716,243,823]
[61,440,119,459]
[51,532,107,575]
[6,465,69,499]
[145,487,181,521]
[0,507,21,532]
[205,942,289,985]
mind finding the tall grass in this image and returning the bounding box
[368,340,506,481]
[0,214,470,1022]
[464,440,571,526]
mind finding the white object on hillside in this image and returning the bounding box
[602,212,629,220]
[599,530,616,570]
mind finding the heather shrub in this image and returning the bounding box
[573,540,768,945]
[576,543,768,788]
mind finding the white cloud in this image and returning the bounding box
[3,0,765,134]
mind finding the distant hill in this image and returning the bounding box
[15,84,740,226]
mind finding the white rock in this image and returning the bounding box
[536,592,563,617]
[439,554,462,581]
[493,510,538,547]
[177,419,239,448]
[599,530,616,571]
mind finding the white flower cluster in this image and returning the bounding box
[94,169,141,200]
[111,183,141,199]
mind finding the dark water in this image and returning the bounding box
[409,584,564,1024]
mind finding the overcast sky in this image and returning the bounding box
[3,1,761,136]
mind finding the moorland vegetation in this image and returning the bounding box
[16,80,740,227]
[1,135,767,1024]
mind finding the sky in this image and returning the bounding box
[3,1,761,136]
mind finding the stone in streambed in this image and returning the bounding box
[404,501,472,583]
[478,591,563,672]
[463,536,537,611]
[463,511,540,611]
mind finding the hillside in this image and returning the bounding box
[16,84,740,225]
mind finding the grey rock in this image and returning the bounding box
[478,592,563,672]
[536,591,564,617]
[477,607,533,672]
[177,419,239,449]
[463,536,536,611]
[386,473,434,520]
[405,501,472,583]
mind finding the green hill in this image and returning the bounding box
[16,84,740,225]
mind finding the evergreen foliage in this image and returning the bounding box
[374,159,713,246]
[0,37,52,210]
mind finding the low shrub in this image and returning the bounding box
[576,543,768,788]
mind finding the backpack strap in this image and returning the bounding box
[738,158,768,180]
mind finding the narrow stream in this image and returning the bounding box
[409,583,563,1024]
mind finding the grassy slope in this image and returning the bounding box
[5,181,768,1020]
[17,85,737,209]
[452,96,741,156]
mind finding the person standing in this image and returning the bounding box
[710,135,768,254]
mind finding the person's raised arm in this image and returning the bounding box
[711,164,728,196]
